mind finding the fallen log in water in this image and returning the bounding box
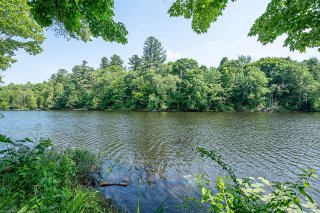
[99,181,128,187]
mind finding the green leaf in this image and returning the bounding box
[0,135,13,143]
[294,196,300,205]
[251,183,264,188]
[298,186,306,196]
[105,166,112,175]
[202,187,207,196]
[305,194,314,204]
[311,173,318,179]
[24,138,33,142]
[258,177,271,185]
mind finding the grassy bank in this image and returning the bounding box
[0,135,108,212]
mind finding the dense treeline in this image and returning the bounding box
[1,37,320,112]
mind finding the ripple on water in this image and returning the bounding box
[0,111,319,212]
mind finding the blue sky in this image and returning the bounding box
[3,0,320,84]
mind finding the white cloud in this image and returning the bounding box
[165,47,186,60]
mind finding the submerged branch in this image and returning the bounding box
[99,181,128,187]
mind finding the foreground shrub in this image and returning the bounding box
[0,135,105,212]
[198,148,319,213]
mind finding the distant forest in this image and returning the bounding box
[1,37,320,112]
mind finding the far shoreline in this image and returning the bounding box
[0,108,318,113]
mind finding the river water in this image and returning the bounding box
[0,111,319,212]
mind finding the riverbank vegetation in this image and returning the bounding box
[0,135,109,212]
[1,37,320,112]
[0,134,318,212]
[197,148,319,213]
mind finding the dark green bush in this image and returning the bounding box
[0,135,106,212]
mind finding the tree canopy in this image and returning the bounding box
[28,0,128,44]
[128,55,143,71]
[0,0,45,71]
[0,0,127,71]
[1,0,319,72]
[168,0,320,52]
[99,57,109,70]
[248,0,320,52]
[142,36,167,68]
[1,37,319,112]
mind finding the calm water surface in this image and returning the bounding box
[0,111,319,212]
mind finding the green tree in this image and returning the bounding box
[1,55,320,112]
[128,55,143,71]
[65,85,79,109]
[218,58,243,109]
[0,87,10,109]
[109,54,124,68]
[142,36,167,68]
[94,68,127,109]
[237,55,252,65]
[252,57,316,110]
[232,66,269,110]
[0,0,45,70]
[146,71,181,110]
[178,68,210,111]
[305,57,320,80]
[40,83,54,109]
[50,69,68,83]
[99,57,109,70]
[128,72,151,109]
[204,67,224,110]
[70,60,95,108]
[25,92,37,109]
[219,57,229,67]
[52,83,66,109]
[172,58,199,77]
